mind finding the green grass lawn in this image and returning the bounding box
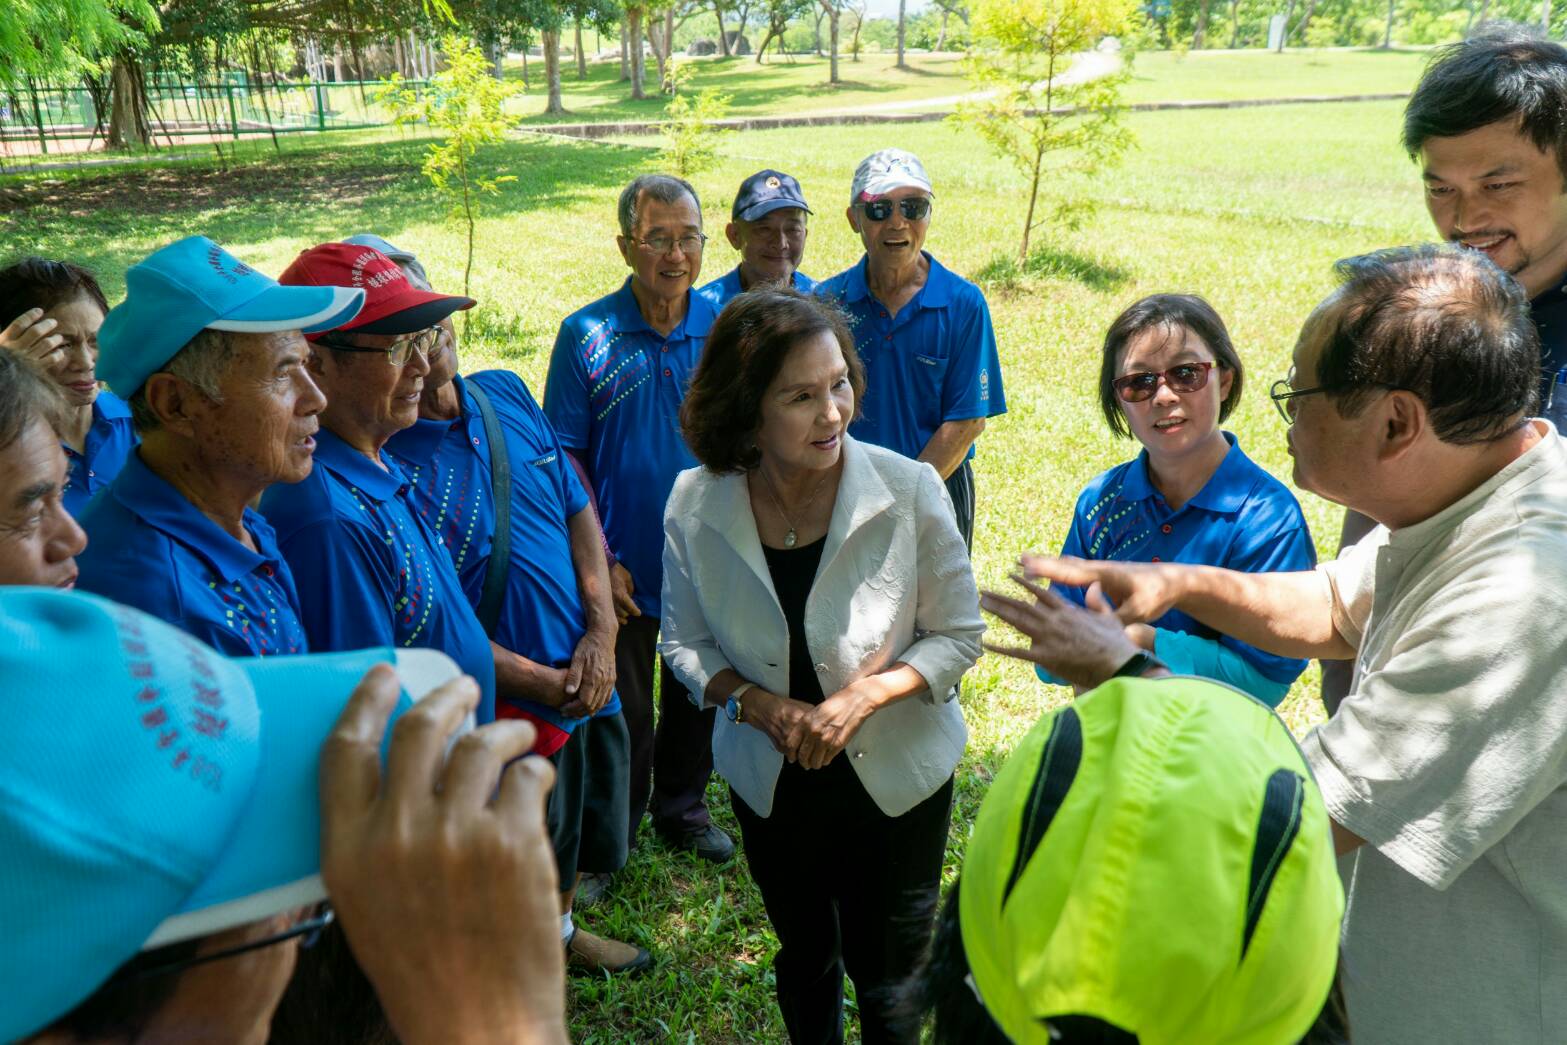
[1123,46,1431,103]
[0,96,1432,1041]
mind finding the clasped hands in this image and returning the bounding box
[744,685,874,770]
[979,554,1181,690]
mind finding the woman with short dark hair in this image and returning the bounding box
[0,257,135,516]
[1043,293,1314,706]
[661,288,984,1044]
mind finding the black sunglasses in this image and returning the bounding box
[858,197,932,222]
[1112,361,1218,403]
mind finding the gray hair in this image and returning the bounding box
[618,174,701,238]
[128,328,236,432]
[0,350,67,452]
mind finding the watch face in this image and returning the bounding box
[724,696,739,722]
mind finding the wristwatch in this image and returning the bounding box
[724,682,756,723]
[1112,650,1168,679]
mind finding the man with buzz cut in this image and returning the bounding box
[697,169,815,310]
[1323,25,1567,713]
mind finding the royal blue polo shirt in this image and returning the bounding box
[1051,433,1314,691]
[63,391,137,517]
[696,266,815,310]
[814,252,1006,463]
[258,429,496,722]
[75,453,307,658]
[543,278,717,617]
[386,370,621,733]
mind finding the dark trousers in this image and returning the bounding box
[944,458,976,551]
[732,758,954,1045]
[616,613,716,843]
[1318,507,1378,717]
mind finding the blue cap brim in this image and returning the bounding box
[142,648,463,948]
[736,197,813,222]
[209,283,364,336]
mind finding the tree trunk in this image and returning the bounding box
[1383,0,1395,46]
[333,44,348,82]
[1276,0,1295,49]
[620,23,630,80]
[1544,0,1554,33]
[646,18,666,89]
[576,19,587,78]
[896,0,907,68]
[522,45,530,87]
[935,9,949,50]
[717,2,732,54]
[544,29,565,113]
[628,6,647,98]
[665,8,676,63]
[1192,0,1211,47]
[1294,0,1318,42]
[756,24,776,62]
[1229,0,1241,46]
[826,5,840,82]
[107,54,151,147]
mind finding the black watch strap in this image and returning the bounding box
[1112,650,1167,679]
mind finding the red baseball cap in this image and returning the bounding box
[279,242,475,338]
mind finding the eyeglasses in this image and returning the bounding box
[105,906,335,986]
[858,197,932,222]
[1111,361,1218,403]
[319,325,440,367]
[635,233,708,256]
[1269,378,1327,424]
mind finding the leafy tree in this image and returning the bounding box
[380,33,522,299]
[0,0,158,87]
[658,56,731,175]
[754,0,810,60]
[954,0,1137,261]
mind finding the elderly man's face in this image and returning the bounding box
[1421,118,1567,298]
[0,416,85,588]
[727,208,808,287]
[312,330,433,447]
[847,185,931,271]
[1284,303,1369,507]
[617,191,704,302]
[193,331,326,487]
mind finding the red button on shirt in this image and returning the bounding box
[664,368,672,377]
[1161,523,1173,534]
[1151,556,1162,562]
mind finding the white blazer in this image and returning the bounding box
[659,436,984,818]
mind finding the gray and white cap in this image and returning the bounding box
[849,148,934,203]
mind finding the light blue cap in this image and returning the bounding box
[98,236,366,396]
[0,589,462,1041]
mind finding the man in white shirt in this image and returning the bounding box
[983,244,1567,1044]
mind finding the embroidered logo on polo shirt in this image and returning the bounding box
[981,368,990,401]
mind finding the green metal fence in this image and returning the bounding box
[1,79,432,155]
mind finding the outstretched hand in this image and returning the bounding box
[980,572,1142,691]
[320,665,568,1045]
[1020,554,1184,626]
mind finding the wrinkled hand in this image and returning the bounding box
[558,628,616,718]
[796,688,874,771]
[981,573,1142,692]
[320,665,567,1045]
[609,562,640,625]
[742,688,815,761]
[1021,554,1182,626]
[1126,622,1157,651]
[0,309,65,368]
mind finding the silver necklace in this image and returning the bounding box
[757,466,831,548]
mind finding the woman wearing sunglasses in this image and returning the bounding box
[1038,294,1315,706]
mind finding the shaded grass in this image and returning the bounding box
[0,97,1431,1040]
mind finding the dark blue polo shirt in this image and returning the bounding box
[258,429,496,722]
[75,453,307,658]
[386,370,620,731]
[814,252,1006,462]
[696,266,815,311]
[1053,434,1315,687]
[543,278,716,617]
[1530,280,1567,420]
[63,391,137,518]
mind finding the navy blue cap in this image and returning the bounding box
[731,170,812,222]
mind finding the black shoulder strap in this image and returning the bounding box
[462,375,511,638]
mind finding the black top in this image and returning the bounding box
[763,535,827,705]
[1530,281,1567,408]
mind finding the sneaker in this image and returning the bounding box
[574,871,611,908]
[565,927,653,976]
[657,823,735,863]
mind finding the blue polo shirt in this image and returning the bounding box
[543,279,717,617]
[697,266,815,310]
[259,429,496,722]
[1049,434,1314,699]
[386,370,621,731]
[814,252,1006,462]
[75,453,307,658]
[63,391,137,517]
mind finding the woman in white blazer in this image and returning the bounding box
[660,289,983,1045]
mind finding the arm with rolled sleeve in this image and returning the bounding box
[1301,567,1567,888]
[900,462,985,704]
[658,483,735,706]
